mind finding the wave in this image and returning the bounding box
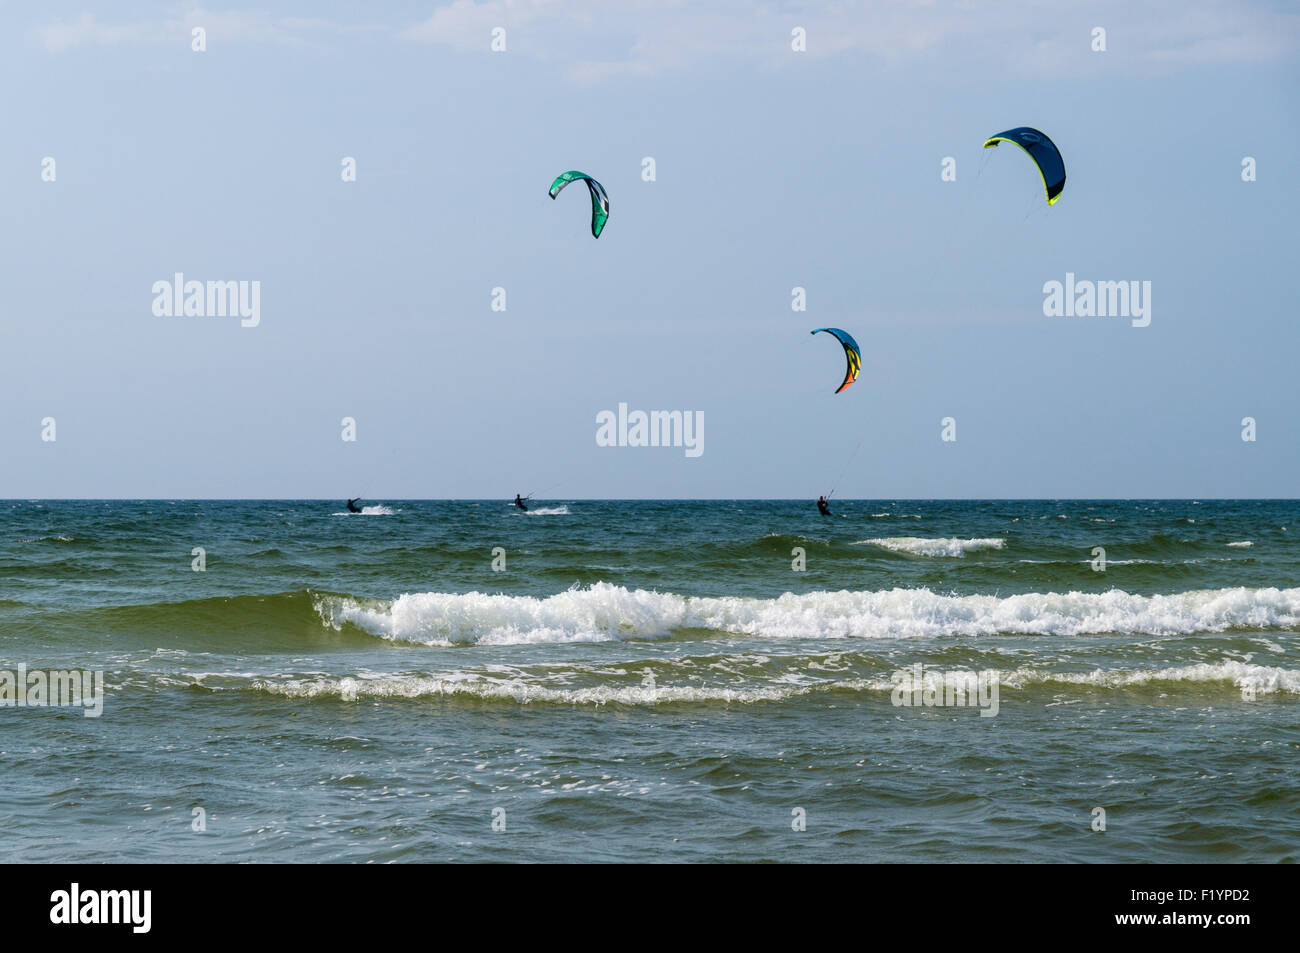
[333,506,396,516]
[37,584,1300,652]
[1227,541,1253,548]
[525,506,570,515]
[854,537,1006,557]
[315,583,1300,646]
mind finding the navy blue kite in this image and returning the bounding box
[983,127,1066,206]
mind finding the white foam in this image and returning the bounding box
[247,658,1300,706]
[526,506,570,515]
[1004,660,1300,695]
[315,583,1300,645]
[855,536,1005,557]
[333,505,396,516]
[250,672,874,705]
[1227,540,1253,548]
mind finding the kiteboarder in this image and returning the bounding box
[817,496,831,516]
[514,494,529,512]
[346,498,362,513]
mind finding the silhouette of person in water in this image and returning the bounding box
[514,494,528,512]
[347,498,362,513]
[817,496,831,516]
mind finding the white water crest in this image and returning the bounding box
[314,583,1300,646]
[854,537,1006,557]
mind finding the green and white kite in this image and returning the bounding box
[548,171,609,238]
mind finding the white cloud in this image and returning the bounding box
[36,8,363,53]
[400,0,1300,81]
[39,12,174,52]
[403,0,542,51]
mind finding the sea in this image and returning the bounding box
[1,499,1296,863]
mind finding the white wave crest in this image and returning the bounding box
[315,583,1300,646]
[855,536,1006,557]
[318,584,689,645]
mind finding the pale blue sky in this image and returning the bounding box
[2,1,1298,498]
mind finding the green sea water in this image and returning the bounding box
[1,499,1297,862]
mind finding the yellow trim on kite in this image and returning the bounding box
[983,136,1062,206]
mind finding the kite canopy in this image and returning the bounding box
[983,127,1066,205]
[548,171,609,238]
[810,328,862,394]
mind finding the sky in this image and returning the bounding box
[2,0,1298,499]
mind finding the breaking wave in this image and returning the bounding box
[313,583,1300,646]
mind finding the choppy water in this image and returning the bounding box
[1,499,1297,862]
